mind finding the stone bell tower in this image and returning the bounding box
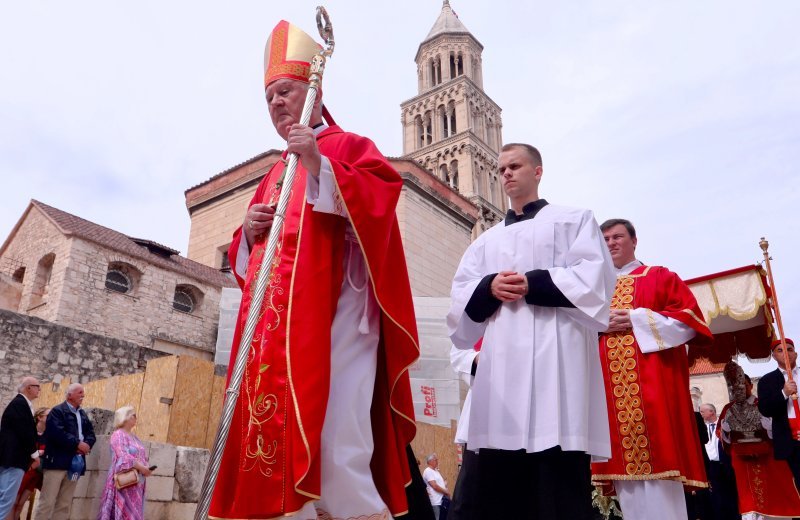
[400,0,506,235]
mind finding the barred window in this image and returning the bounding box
[105,270,131,294]
[173,289,195,313]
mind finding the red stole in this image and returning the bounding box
[592,265,713,494]
[209,126,419,519]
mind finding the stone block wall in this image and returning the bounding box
[55,237,222,354]
[0,207,71,319]
[0,309,164,411]
[186,188,255,269]
[396,184,473,297]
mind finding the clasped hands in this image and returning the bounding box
[490,271,528,302]
[605,309,633,333]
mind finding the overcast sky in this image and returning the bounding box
[1,1,797,375]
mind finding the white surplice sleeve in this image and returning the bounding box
[447,237,490,350]
[235,234,250,279]
[629,309,696,353]
[305,156,347,217]
[547,211,616,332]
[450,345,478,386]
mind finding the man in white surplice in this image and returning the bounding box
[447,143,616,519]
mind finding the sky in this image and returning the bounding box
[1,1,798,376]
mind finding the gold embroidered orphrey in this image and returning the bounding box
[241,171,292,478]
[606,276,652,476]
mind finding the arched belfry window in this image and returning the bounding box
[430,56,442,86]
[449,160,459,190]
[439,105,448,139]
[423,112,433,146]
[448,100,457,135]
[439,163,449,182]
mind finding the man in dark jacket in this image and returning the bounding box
[0,377,40,518]
[758,338,800,488]
[34,383,95,520]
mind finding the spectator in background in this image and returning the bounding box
[699,403,738,520]
[34,383,96,520]
[0,377,40,519]
[9,406,49,520]
[423,453,450,520]
[97,406,152,520]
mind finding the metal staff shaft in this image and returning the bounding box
[759,237,794,383]
[194,8,334,519]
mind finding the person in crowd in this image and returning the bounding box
[591,218,713,520]
[208,18,420,520]
[35,383,96,520]
[0,378,40,519]
[423,454,449,520]
[448,143,616,519]
[97,406,152,520]
[699,403,738,520]
[721,362,800,519]
[9,406,48,520]
[758,338,800,489]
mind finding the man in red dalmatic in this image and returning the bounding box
[591,219,713,520]
[208,20,419,520]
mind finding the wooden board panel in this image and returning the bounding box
[411,421,459,492]
[205,375,226,450]
[115,373,144,414]
[167,356,215,448]
[82,376,118,410]
[136,356,179,443]
[433,421,459,490]
[411,422,436,474]
[37,378,70,409]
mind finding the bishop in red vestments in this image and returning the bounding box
[209,20,419,520]
[592,219,713,520]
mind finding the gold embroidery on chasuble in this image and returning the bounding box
[240,172,293,478]
[607,276,652,476]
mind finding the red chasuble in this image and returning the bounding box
[209,126,419,519]
[592,265,713,494]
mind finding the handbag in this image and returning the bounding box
[114,468,139,490]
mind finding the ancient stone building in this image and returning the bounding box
[0,200,236,361]
[400,0,506,236]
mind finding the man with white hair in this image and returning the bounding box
[35,383,96,520]
[208,17,420,520]
[423,453,449,519]
[0,377,40,518]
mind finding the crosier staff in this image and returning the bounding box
[193,8,335,519]
[759,237,800,437]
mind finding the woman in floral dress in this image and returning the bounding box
[97,406,153,520]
